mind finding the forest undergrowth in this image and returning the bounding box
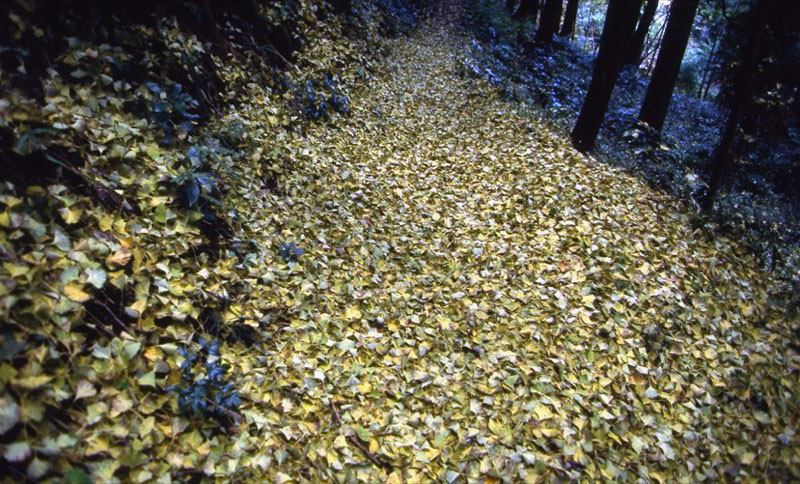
[1,0,799,482]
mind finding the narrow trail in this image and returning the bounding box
[229,7,799,482]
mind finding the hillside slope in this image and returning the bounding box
[1,1,798,482]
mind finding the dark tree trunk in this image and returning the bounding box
[506,0,517,12]
[701,0,769,210]
[559,0,580,38]
[624,0,658,66]
[570,0,640,151]
[637,0,700,132]
[535,0,562,43]
[514,0,538,20]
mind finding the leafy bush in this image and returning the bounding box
[172,145,222,209]
[168,142,237,242]
[146,82,200,145]
[277,241,304,263]
[295,76,350,120]
[166,337,241,422]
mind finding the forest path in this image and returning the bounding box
[239,7,800,482]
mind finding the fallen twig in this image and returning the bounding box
[330,401,392,471]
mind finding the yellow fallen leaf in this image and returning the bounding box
[106,247,132,267]
[64,282,91,302]
[386,471,404,484]
[59,207,82,224]
[12,375,52,389]
[333,435,348,449]
[539,428,559,438]
[344,305,362,320]
[534,403,553,420]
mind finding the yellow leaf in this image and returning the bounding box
[386,471,404,484]
[3,262,28,277]
[533,403,553,420]
[106,247,132,268]
[59,207,82,224]
[333,435,348,449]
[64,282,91,302]
[75,380,97,399]
[12,375,51,389]
[539,428,559,438]
[126,298,147,318]
[344,305,362,320]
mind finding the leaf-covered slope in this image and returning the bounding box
[2,3,799,483]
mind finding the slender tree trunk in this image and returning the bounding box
[643,18,667,76]
[698,33,719,98]
[701,0,769,210]
[535,0,562,43]
[559,0,580,38]
[638,0,700,132]
[571,0,640,151]
[624,0,658,66]
[514,0,538,21]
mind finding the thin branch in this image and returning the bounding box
[329,401,392,471]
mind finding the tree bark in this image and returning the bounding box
[637,0,700,133]
[701,0,769,210]
[624,0,658,66]
[535,0,562,43]
[570,0,640,152]
[514,0,538,21]
[559,0,579,37]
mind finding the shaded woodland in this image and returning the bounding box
[471,0,800,280]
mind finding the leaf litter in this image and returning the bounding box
[0,2,799,482]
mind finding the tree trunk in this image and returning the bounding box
[698,32,719,99]
[571,0,640,152]
[701,0,769,210]
[559,0,579,38]
[535,0,562,43]
[624,0,658,66]
[637,0,700,133]
[514,0,538,21]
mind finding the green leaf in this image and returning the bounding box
[154,203,167,224]
[355,425,370,443]
[85,268,107,289]
[137,370,156,387]
[66,468,93,484]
